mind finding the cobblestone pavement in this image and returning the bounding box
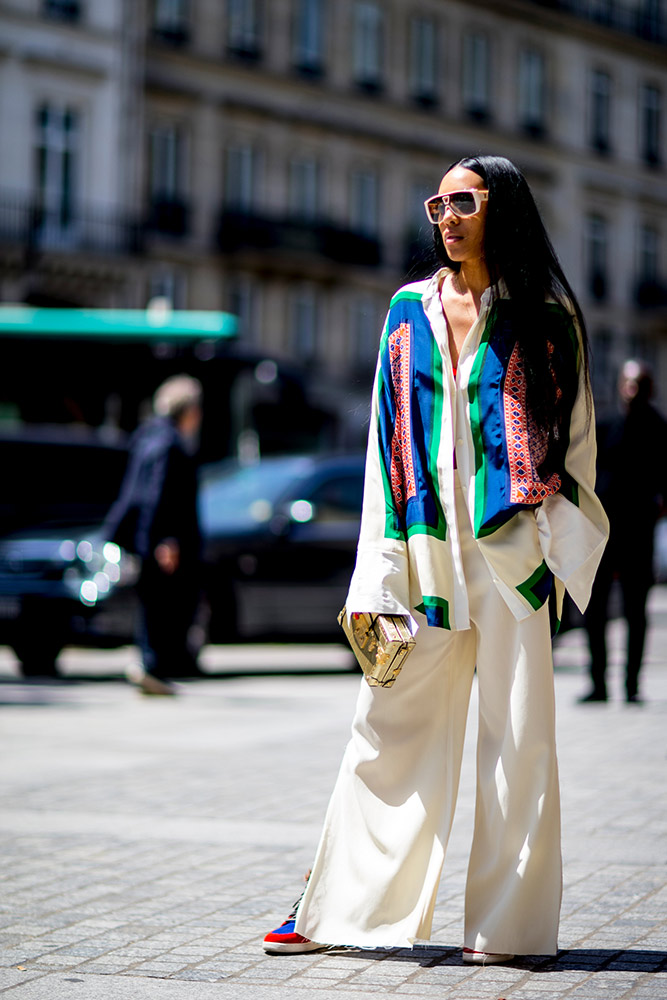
[0,589,666,1000]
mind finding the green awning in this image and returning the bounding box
[0,306,238,341]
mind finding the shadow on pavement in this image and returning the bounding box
[533,948,667,972]
[326,945,667,973]
[0,667,361,706]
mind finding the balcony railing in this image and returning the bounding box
[635,279,667,307]
[146,197,191,237]
[150,22,191,46]
[0,192,142,256]
[217,211,382,266]
[526,0,666,44]
[43,0,81,23]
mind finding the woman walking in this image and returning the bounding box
[263,155,608,963]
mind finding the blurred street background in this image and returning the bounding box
[1,0,666,432]
[1,0,666,678]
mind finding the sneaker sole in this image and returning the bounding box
[263,940,326,954]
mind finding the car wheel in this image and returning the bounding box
[12,601,68,678]
[12,637,64,678]
[205,584,240,644]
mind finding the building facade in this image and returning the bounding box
[0,0,146,307]
[1,0,666,438]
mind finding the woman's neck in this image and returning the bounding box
[456,261,490,304]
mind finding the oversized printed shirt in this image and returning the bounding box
[345,270,609,632]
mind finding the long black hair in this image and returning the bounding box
[433,154,591,446]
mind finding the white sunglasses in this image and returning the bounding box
[424,189,489,223]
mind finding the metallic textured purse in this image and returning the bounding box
[338,607,415,688]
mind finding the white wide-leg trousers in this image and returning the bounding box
[294,481,562,956]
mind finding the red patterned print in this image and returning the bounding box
[503,343,561,504]
[388,324,417,514]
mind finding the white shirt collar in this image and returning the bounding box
[421,267,507,311]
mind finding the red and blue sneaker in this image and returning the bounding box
[263,873,324,954]
[262,917,323,954]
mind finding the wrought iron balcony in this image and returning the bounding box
[217,211,382,267]
[150,18,191,47]
[635,279,667,307]
[43,0,81,23]
[525,0,666,45]
[146,197,190,238]
[0,191,141,256]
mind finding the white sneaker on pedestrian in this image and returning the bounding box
[126,663,176,696]
[462,948,514,965]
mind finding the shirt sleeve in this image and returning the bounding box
[535,314,609,612]
[345,328,413,620]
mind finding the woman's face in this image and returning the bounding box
[437,166,487,266]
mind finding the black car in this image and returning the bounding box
[1,436,365,675]
[199,453,365,641]
[0,427,139,675]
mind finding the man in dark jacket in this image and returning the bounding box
[581,360,667,704]
[105,375,203,694]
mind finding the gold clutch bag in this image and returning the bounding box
[338,607,415,688]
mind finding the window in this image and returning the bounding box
[227,273,259,342]
[289,286,319,360]
[589,0,613,25]
[590,328,614,408]
[590,69,612,154]
[152,0,190,44]
[148,125,189,234]
[349,169,379,237]
[585,214,608,301]
[404,177,435,276]
[149,125,186,200]
[43,0,81,22]
[225,144,256,212]
[353,1,384,92]
[409,16,437,106]
[293,0,325,75]
[462,32,490,120]
[349,294,379,366]
[627,336,657,377]
[636,224,663,305]
[518,48,546,136]
[227,0,261,59]
[35,103,79,240]
[289,158,320,221]
[149,268,186,309]
[640,84,661,166]
[638,225,660,284]
[638,0,664,42]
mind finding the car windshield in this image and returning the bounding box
[199,456,314,534]
[0,435,128,535]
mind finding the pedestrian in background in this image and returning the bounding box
[104,375,203,695]
[263,155,608,964]
[581,360,667,703]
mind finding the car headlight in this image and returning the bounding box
[63,538,140,606]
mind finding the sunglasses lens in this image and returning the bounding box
[450,192,477,216]
[426,199,444,223]
[426,191,482,223]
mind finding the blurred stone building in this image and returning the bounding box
[1,0,666,435]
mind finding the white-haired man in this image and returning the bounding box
[105,375,203,694]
